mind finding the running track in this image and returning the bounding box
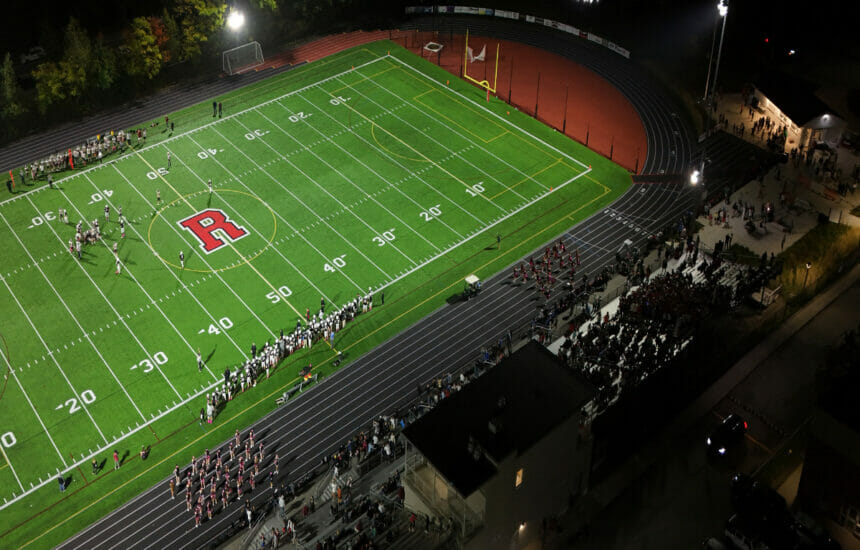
[58,20,697,550]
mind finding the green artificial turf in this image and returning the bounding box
[0,40,630,548]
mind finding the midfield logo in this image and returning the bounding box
[178,209,249,254]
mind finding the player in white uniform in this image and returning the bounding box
[115,257,121,275]
[180,251,185,269]
[104,204,110,222]
[113,242,118,256]
[208,179,212,194]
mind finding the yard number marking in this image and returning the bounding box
[87,189,114,204]
[465,182,485,197]
[420,205,442,221]
[372,229,396,247]
[130,351,168,373]
[56,389,96,414]
[244,129,270,140]
[266,286,293,304]
[324,255,347,273]
[1,432,15,448]
[199,318,233,335]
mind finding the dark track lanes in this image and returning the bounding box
[65,167,695,550]
[60,22,695,550]
[0,66,299,174]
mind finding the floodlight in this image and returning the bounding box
[227,10,245,31]
[690,170,701,185]
[718,0,728,17]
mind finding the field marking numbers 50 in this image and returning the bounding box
[55,389,96,414]
[266,286,293,303]
[130,351,168,372]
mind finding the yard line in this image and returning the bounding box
[193,127,394,282]
[169,141,367,296]
[280,95,482,233]
[219,119,419,267]
[23,196,155,417]
[0,55,390,209]
[109,164,266,356]
[253,107,445,252]
[0,418,26,492]
[157,146,338,307]
[334,74,540,202]
[389,53,591,172]
[0,344,67,466]
[60,176,212,391]
[0,212,108,443]
[316,79,508,213]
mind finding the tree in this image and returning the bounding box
[171,0,227,62]
[32,61,65,113]
[91,35,118,91]
[252,0,277,10]
[61,18,92,99]
[0,53,23,118]
[161,9,182,64]
[124,17,163,80]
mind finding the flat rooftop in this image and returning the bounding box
[403,341,596,496]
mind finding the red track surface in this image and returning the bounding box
[260,29,647,173]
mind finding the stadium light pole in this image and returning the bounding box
[709,0,729,106]
[702,4,720,100]
[226,9,246,32]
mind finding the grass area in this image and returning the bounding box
[0,40,630,548]
[777,222,860,302]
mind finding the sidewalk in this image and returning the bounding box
[549,260,860,548]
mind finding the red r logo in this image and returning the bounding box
[179,209,248,254]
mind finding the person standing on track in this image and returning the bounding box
[212,101,217,117]
[218,102,223,117]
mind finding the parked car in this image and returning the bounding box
[707,413,747,456]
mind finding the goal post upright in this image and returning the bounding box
[462,29,499,95]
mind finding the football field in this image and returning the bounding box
[0,41,630,546]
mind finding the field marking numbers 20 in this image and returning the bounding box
[55,389,96,414]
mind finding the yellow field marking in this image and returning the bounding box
[331,64,398,94]
[18,170,615,550]
[370,123,428,162]
[146,189,278,274]
[412,89,507,144]
[489,159,565,200]
[131,147,302,320]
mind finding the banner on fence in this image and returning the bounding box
[408,6,631,58]
[494,9,518,19]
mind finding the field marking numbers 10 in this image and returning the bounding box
[465,182,485,197]
[324,255,346,273]
[130,351,169,372]
[329,96,350,106]
[420,205,442,221]
[55,389,96,414]
[372,229,396,247]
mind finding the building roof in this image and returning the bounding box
[403,341,596,497]
[754,71,839,127]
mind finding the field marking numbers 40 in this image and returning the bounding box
[324,255,346,273]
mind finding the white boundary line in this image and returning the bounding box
[0,210,110,444]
